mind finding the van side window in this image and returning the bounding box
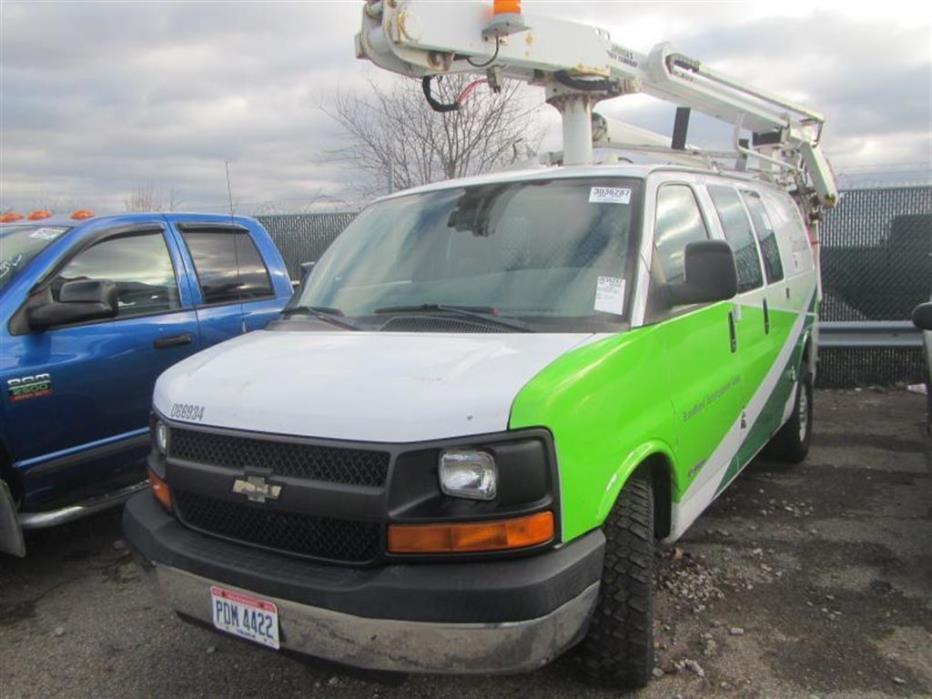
[707,185,764,293]
[653,185,710,284]
[181,229,274,304]
[57,230,180,318]
[740,191,784,283]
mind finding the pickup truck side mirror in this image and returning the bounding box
[28,279,119,331]
[666,240,738,307]
[912,302,932,331]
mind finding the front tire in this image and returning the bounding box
[768,371,813,463]
[575,469,654,689]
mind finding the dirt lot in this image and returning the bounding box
[1,389,930,698]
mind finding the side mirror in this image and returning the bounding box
[912,302,932,331]
[28,279,119,331]
[667,240,738,306]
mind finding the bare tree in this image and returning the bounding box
[9,190,83,215]
[324,75,543,197]
[124,184,179,212]
[249,189,353,216]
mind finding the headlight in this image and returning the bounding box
[439,449,497,501]
[155,421,170,455]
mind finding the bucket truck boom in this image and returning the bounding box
[355,0,838,219]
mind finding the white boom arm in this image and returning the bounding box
[355,0,838,210]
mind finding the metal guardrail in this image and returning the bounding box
[819,321,923,348]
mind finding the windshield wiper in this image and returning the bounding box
[374,303,532,332]
[280,305,360,330]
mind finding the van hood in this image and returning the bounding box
[154,329,592,442]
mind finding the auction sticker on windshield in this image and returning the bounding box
[210,586,280,649]
[594,276,626,315]
[589,186,631,204]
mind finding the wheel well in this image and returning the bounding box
[642,453,672,540]
[802,335,813,375]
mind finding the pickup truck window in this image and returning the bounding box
[653,185,709,284]
[741,191,784,283]
[707,185,764,293]
[56,230,180,318]
[181,229,274,304]
[0,225,70,292]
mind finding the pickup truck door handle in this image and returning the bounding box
[153,333,193,349]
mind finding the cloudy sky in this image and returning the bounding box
[1,0,929,214]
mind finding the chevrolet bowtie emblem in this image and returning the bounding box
[232,475,282,503]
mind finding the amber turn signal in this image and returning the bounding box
[148,469,172,510]
[388,511,554,554]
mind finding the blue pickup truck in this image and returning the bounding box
[0,212,292,556]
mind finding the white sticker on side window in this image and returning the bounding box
[589,187,631,205]
[594,276,626,315]
[28,227,67,241]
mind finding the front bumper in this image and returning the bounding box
[123,493,604,674]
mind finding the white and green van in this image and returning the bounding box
[124,163,818,687]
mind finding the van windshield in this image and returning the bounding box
[294,178,641,332]
[0,225,70,293]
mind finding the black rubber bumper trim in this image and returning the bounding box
[123,492,605,624]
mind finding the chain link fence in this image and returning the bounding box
[818,185,931,387]
[820,186,931,322]
[258,185,931,388]
[257,212,357,281]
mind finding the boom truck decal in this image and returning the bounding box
[124,0,837,689]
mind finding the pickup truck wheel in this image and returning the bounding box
[575,469,654,689]
[767,371,813,463]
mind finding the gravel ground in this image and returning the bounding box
[1,389,930,698]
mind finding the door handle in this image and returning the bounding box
[763,298,770,335]
[728,311,737,353]
[153,333,193,349]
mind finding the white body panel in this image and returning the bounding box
[154,330,592,442]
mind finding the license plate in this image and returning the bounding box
[210,586,280,650]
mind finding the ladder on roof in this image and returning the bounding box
[355,0,839,221]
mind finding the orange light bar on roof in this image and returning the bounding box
[27,209,53,221]
[0,212,24,223]
[387,511,554,554]
[70,209,95,220]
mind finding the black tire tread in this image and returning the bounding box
[575,469,654,688]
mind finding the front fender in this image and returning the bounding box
[0,478,25,557]
[510,327,680,543]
